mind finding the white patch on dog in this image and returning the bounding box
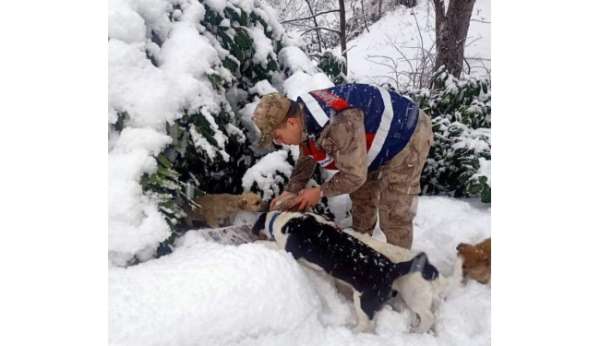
[345,228,463,332]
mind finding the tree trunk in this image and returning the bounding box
[361,0,370,33]
[432,0,476,79]
[305,0,323,52]
[339,0,348,75]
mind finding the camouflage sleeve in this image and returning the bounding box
[319,108,368,197]
[285,150,317,194]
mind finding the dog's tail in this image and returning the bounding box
[431,256,464,302]
[393,252,439,281]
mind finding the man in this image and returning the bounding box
[252,83,432,249]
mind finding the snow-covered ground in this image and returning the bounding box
[108,1,491,344]
[110,196,490,346]
[346,0,490,86]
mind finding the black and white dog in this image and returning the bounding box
[252,211,441,332]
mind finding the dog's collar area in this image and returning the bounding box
[268,211,282,238]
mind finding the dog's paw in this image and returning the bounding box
[352,321,374,334]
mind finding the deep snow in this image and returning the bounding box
[109,196,490,346]
[346,0,490,87]
[108,1,491,344]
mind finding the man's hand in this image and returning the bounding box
[269,191,295,210]
[295,186,322,211]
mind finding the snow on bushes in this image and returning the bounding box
[409,69,491,203]
[108,0,309,266]
[317,50,348,85]
[108,0,490,267]
[242,149,295,201]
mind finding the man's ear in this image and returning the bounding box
[288,117,300,127]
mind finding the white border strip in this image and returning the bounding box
[367,87,394,166]
[317,154,334,167]
[300,92,329,128]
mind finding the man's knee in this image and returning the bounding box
[379,195,418,248]
[350,175,380,234]
[351,202,377,234]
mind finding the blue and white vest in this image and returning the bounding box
[296,83,419,171]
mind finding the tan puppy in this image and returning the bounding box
[456,238,491,284]
[186,192,265,228]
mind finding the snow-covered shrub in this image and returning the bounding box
[109,0,343,265]
[408,69,491,203]
[317,51,347,85]
[109,0,297,265]
[242,149,295,201]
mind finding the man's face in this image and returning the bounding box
[272,117,302,146]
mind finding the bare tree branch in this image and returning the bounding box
[300,27,341,36]
[411,10,427,88]
[280,9,341,24]
[463,57,471,75]
[284,21,315,29]
[360,0,370,33]
[304,0,323,52]
[365,55,398,70]
[385,34,415,74]
[465,36,482,48]
[338,0,348,75]
[464,57,491,61]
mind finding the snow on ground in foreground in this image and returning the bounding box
[109,196,490,346]
[345,0,490,86]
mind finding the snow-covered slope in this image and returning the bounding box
[110,196,490,345]
[346,0,490,86]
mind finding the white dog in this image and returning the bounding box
[252,211,446,333]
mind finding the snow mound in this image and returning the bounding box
[110,197,490,345]
[110,240,321,346]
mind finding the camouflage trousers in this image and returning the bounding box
[350,110,433,249]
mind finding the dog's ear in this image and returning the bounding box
[252,212,267,235]
[456,243,467,252]
[239,196,248,209]
[480,249,491,263]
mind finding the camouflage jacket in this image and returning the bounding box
[285,108,368,197]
